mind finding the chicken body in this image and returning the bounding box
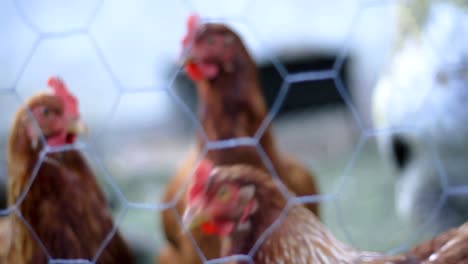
[184,162,468,264]
[8,151,133,263]
[159,16,319,264]
[3,78,134,264]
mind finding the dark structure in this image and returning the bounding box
[173,53,350,117]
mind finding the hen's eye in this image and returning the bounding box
[216,186,230,201]
[41,107,51,117]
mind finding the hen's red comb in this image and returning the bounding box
[47,76,78,118]
[182,13,201,47]
[188,159,214,201]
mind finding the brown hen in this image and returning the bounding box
[184,161,468,264]
[2,77,134,264]
[158,15,319,264]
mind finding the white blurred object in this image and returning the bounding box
[373,1,468,233]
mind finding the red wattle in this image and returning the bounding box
[200,221,234,236]
[185,62,219,81]
[186,62,204,81]
[200,222,217,235]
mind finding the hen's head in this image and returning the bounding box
[183,160,284,237]
[181,14,253,82]
[16,77,87,150]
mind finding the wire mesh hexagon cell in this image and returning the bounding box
[93,89,203,207]
[262,75,363,201]
[15,0,101,34]
[0,1,39,90]
[89,0,191,89]
[14,36,121,145]
[19,146,128,262]
[0,0,467,263]
[164,145,291,264]
[244,0,361,71]
[334,131,448,253]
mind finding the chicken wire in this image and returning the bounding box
[0,0,466,263]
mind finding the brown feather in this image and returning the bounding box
[5,94,134,264]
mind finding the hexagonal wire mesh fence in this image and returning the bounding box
[0,0,467,263]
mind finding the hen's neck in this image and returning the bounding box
[196,66,278,167]
[221,182,287,257]
[7,121,41,206]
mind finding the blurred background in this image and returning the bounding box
[1,0,467,263]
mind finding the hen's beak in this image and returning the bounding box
[182,204,209,232]
[67,118,88,136]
